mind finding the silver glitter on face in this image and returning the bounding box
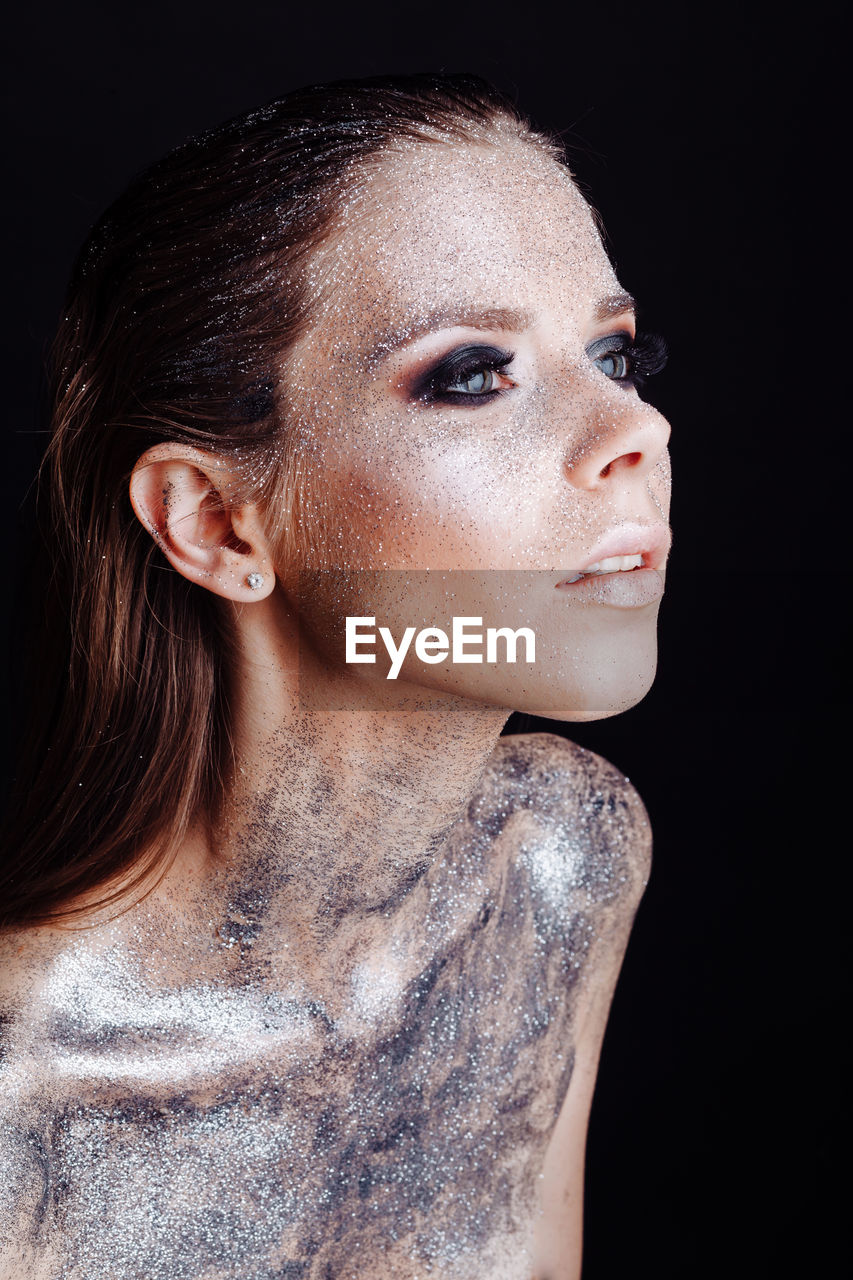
[1,120,665,1280]
[277,137,671,721]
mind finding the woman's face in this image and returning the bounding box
[276,135,672,720]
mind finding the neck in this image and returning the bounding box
[180,593,510,959]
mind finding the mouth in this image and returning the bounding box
[556,552,646,585]
[553,523,671,594]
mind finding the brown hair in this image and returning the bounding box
[1,73,563,931]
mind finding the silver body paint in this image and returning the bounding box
[2,109,669,1279]
[0,735,649,1280]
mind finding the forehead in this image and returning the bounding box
[304,138,621,343]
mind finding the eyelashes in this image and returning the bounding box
[588,330,669,388]
[412,344,515,406]
[410,330,668,407]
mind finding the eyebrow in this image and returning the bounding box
[593,291,637,321]
[367,306,534,367]
[367,291,637,367]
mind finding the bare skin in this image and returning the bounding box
[0,133,669,1277]
[0,733,649,1280]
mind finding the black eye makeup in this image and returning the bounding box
[586,330,668,389]
[410,343,516,407]
[406,329,668,409]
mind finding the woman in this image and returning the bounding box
[0,73,670,1279]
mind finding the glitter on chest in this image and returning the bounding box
[1,745,641,1280]
[7,961,558,1275]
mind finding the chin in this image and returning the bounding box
[416,646,658,722]
[555,675,657,722]
[502,631,660,722]
[512,667,658,722]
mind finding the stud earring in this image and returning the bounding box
[246,572,265,590]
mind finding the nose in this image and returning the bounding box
[563,397,671,491]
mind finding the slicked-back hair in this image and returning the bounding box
[1,73,564,930]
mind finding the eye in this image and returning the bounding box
[594,351,631,380]
[412,343,516,407]
[446,366,504,395]
[587,330,668,389]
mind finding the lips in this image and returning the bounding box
[555,522,671,586]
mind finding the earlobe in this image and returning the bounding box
[128,444,276,601]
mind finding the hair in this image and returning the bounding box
[0,72,566,932]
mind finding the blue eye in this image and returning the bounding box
[594,351,631,380]
[414,344,515,406]
[588,330,668,389]
[445,367,500,395]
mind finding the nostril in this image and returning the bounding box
[600,450,642,479]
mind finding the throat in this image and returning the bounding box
[169,703,509,965]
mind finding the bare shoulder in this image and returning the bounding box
[486,734,654,1280]
[0,916,75,996]
[475,730,652,910]
[0,925,59,1024]
[0,927,68,1279]
[0,923,75,1103]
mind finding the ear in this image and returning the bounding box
[129,443,277,601]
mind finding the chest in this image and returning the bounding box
[5,860,595,1280]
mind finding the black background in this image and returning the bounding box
[2,4,844,1277]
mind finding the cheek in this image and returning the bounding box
[296,404,555,570]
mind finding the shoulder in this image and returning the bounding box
[0,926,67,1098]
[0,920,73,1000]
[0,923,83,1099]
[0,929,66,1270]
[0,928,51,1023]
[474,731,652,912]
